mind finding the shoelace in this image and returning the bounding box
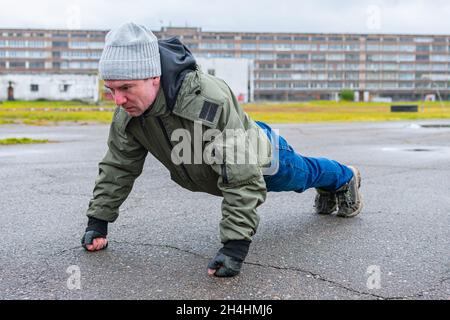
[337,189,354,207]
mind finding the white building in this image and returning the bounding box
[0,74,99,102]
[196,58,254,103]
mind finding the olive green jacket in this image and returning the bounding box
[86,70,272,243]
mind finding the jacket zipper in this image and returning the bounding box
[221,164,229,184]
[155,116,195,185]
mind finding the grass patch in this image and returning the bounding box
[0,119,14,125]
[244,101,450,123]
[0,137,50,145]
[1,100,450,125]
[0,110,114,124]
[0,100,115,110]
[0,100,115,124]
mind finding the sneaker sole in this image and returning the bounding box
[316,204,338,215]
[337,166,363,218]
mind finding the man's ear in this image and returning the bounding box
[152,76,161,86]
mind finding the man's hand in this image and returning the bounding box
[87,237,108,251]
[81,230,108,252]
[81,217,109,252]
[207,252,243,277]
[207,240,251,277]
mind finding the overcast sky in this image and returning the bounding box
[1,0,450,35]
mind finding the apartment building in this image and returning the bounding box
[1,26,450,101]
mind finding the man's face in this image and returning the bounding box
[104,77,161,117]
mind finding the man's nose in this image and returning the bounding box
[114,92,127,106]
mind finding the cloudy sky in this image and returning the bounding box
[1,0,450,34]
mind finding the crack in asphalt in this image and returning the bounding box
[243,260,385,299]
[106,241,444,300]
[110,240,208,260]
[244,261,444,300]
[40,242,446,300]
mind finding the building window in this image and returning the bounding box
[276,63,292,69]
[294,54,309,60]
[275,43,293,51]
[293,82,309,89]
[345,53,359,61]
[277,53,291,59]
[399,45,415,52]
[258,63,274,69]
[219,35,235,40]
[259,53,275,60]
[52,41,68,48]
[399,73,415,80]
[28,41,48,48]
[399,54,415,62]
[29,61,45,68]
[327,54,345,61]
[432,45,447,52]
[241,43,257,50]
[30,84,39,92]
[430,55,448,62]
[329,37,343,42]
[9,61,26,68]
[415,37,433,43]
[199,43,235,50]
[292,44,311,51]
[311,63,326,71]
[258,72,274,79]
[9,40,27,47]
[59,84,70,92]
[416,55,430,61]
[311,54,326,61]
[185,43,198,49]
[399,64,415,71]
[382,45,398,51]
[69,41,104,49]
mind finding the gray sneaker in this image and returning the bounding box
[314,189,338,215]
[336,166,363,218]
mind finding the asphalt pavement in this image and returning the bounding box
[0,120,449,300]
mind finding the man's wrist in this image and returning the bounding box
[86,216,108,236]
[219,240,251,262]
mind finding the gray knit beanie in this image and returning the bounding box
[99,22,161,80]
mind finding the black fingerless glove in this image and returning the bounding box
[81,217,108,250]
[208,240,251,277]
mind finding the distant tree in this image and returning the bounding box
[340,89,355,102]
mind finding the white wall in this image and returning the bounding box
[0,74,99,102]
[196,58,253,103]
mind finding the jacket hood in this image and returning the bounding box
[158,37,197,111]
